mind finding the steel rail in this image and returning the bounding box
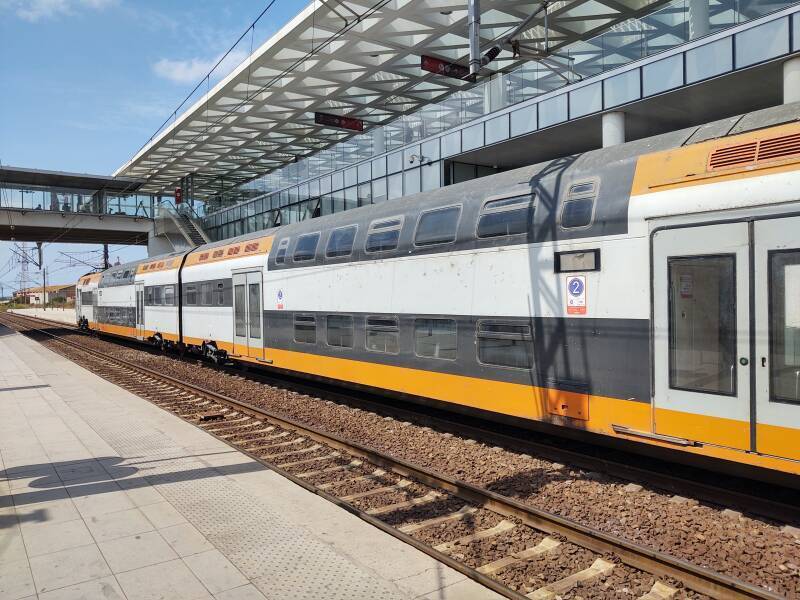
[1,312,783,600]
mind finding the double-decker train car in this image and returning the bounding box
[77,103,800,481]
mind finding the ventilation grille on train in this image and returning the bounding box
[708,133,800,171]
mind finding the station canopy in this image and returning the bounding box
[116,0,666,199]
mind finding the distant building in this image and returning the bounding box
[13,284,75,305]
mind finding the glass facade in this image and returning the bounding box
[202,0,800,241]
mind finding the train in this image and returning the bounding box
[77,103,800,482]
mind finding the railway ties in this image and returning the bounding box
[1,312,785,600]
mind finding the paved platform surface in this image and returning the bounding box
[0,325,501,600]
[8,308,76,325]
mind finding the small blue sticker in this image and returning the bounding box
[568,277,584,297]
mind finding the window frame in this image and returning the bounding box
[475,193,535,240]
[559,179,599,231]
[201,282,213,306]
[293,232,321,262]
[365,315,400,355]
[476,319,534,370]
[364,216,404,254]
[293,313,317,344]
[275,238,290,264]
[164,285,175,306]
[325,224,358,259]
[216,282,225,306]
[413,204,462,248]
[185,284,198,306]
[326,314,354,348]
[413,317,458,361]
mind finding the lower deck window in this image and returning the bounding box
[294,314,317,344]
[366,316,399,354]
[327,315,353,348]
[477,321,533,369]
[414,319,457,360]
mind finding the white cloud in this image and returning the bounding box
[1,0,115,22]
[152,49,249,85]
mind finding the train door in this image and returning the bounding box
[753,217,800,460]
[652,223,751,450]
[232,271,264,360]
[135,281,145,340]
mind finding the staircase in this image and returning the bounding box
[178,211,208,246]
[149,203,211,255]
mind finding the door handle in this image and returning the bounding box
[761,357,767,367]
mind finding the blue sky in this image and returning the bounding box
[0,0,298,289]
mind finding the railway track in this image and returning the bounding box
[1,312,785,600]
[10,312,798,526]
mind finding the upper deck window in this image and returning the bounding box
[294,233,320,262]
[477,195,533,238]
[414,205,461,247]
[365,217,403,253]
[560,181,598,230]
[275,238,290,264]
[326,225,357,258]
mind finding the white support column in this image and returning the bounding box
[784,56,800,104]
[602,111,625,148]
[688,0,709,40]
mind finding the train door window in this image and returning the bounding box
[186,284,198,306]
[275,238,290,264]
[153,286,163,306]
[477,195,534,238]
[414,318,457,360]
[668,256,737,396]
[164,285,175,306]
[326,225,357,258]
[294,314,317,344]
[326,315,354,348]
[414,205,461,247]
[365,217,403,253]
[477,321,533,369]
[560,181,598,230]
[365,316,399,354]
[294,233,320,262]
[216,283,225,306]
[248,283,261,339]
[769,250,800,404]
[234,285,247,337]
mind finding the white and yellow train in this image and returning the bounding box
[77,104,800,480]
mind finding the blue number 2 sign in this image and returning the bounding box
[568,277,584,296]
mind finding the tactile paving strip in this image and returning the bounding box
[66,394,405,600]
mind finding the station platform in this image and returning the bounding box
[8,308,76,325]
[0,324,500,600]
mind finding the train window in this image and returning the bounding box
[201,282,213,306]
[146,287,154,304]
[414,206,461,247]
[326,315,353,348]
[216,283,225,306]
[275,238,290,264]
[560,180,597,230]
[164,285,175,306]
[477,195,533,238]
[153,286,163,306]
[477,321,533,369]
[561,199,594,229]
[294,233,320,262]
[365,217,403,253]
[366,316,399,354]
[326,225,357,258]
[294,314,316,344]
[768,250,800,404]
[185,284,197,306]
[414,319,457,360]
